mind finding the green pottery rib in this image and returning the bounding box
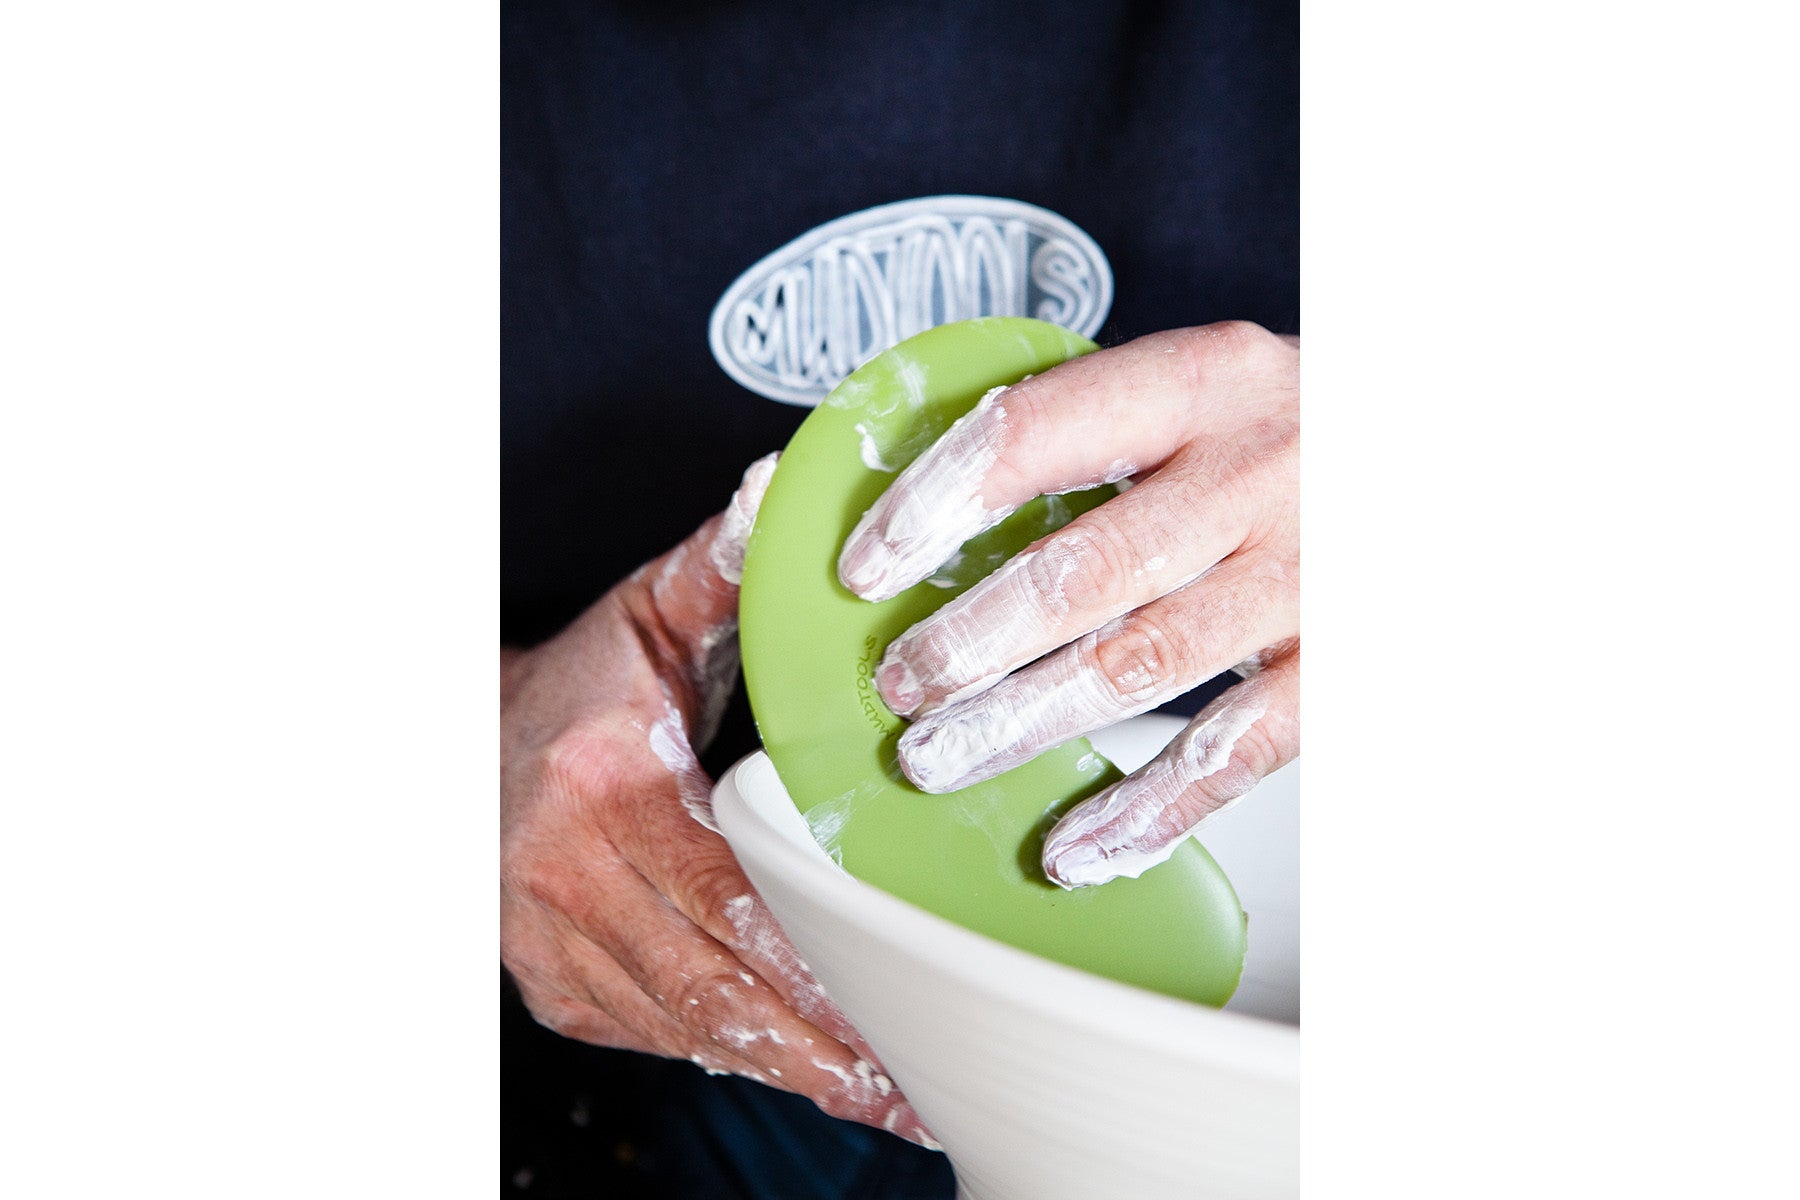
[739,318,1246,1006]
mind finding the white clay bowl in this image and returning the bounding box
[713,714,1299,1200]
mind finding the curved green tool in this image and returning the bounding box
[739,318,1246,1006]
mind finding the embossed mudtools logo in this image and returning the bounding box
[709,196,1113,407]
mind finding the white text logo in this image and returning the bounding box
[709,196,1112,406]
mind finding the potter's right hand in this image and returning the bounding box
[838,324,1299,888]
[501,454,934,1146]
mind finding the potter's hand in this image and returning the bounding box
[838,323,1299,889]
[503,454,933,1144]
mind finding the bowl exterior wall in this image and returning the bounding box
[715,754,1299,1200]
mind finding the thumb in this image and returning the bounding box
[638,452,779,746]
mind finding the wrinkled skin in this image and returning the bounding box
[502,454,935,1146]
[838,322,1300,889]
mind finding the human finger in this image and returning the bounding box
[609,709,879,1060]
[837,323,1289,602]
[634,452,778,747]
[507,755,883,1108]
[895,548,1296,794]
[647,450,779,633]
[873,449,1256,717]
[549,832,923,1133]
[504,889,721,1068]
[1043,648,1299,889]
[512,975,655,1055]
[613,705,916,1117]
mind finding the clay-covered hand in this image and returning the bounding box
[503,454,933,1145]
[838,323,1299,889]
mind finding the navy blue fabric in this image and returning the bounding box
[503,0,1298,646]
[502,2,1296,1194]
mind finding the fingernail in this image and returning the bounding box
[896,710,1003,793]
[1041,778,1156,888]
[838,531,896,597]
[1042,839,1111,890]
[1041,778,1193,889]
[875,655,923,714]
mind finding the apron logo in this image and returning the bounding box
[709,196,1113,407]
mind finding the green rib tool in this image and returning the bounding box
[739,318,1246,1006]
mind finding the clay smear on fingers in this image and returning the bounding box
[663,951,862,1097]
[645,697,722,832]
[897,616,1154,793]
[810,1052,938,1148]
[877,526,1181,717]
[694,453,777,738]
[722,892,877,1063]
[839,386,1015,602]
[876,542,1063,716]
[710,452,780,585]
[1042,693,1268,889]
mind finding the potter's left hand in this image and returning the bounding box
[837,322,1299,889]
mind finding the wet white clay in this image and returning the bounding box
[646,698,721,833]
[854,422,895,472]
[839,386,1015,602]
[897,615,1180,793]
[721,892,850,1041]
[1043,695,1268,890]
[876,537,1094,718]
[711,453,780,585]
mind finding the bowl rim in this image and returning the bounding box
[715,751,1299,1085]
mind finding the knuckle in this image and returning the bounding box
[984,385,1051,496]
[1203,319,1273,359]
[1225,717,1282,781]
[537,723,619,802]
[1179,691,1299,817]
[671,967,755,1033]
[890,622,960,689]
[1181,720,1278,815]
[1179,320,1277,390]
[1130,770,1192,823]
[519,857,585,916]
[1030,519,1133,616]
[1250,693,1301,770]
[995,375,1049,435]
[1091,614,1182,706]
[671,855,749,927]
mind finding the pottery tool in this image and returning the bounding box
[739,318,1246,1006]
